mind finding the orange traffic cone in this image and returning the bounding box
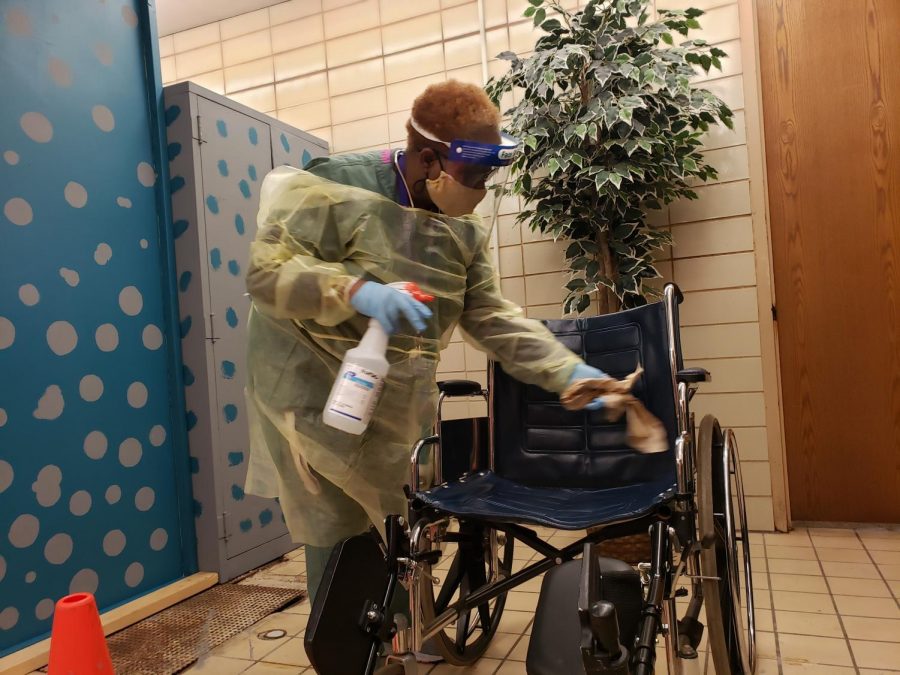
[48,593,114,674]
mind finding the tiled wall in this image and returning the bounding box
[159,0,776,530]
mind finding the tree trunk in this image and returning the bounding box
[595,231,621,315]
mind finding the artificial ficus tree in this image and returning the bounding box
[485,0,734,313]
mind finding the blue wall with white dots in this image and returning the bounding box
[0,0,190,654]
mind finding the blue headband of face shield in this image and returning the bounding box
[410,117,522,167]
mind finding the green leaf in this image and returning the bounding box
[575,123,588,140]
[566,278,587,291]
[524,6,536,17]
[661,32,674,45]
[525,135,539,150]
[547,158,561,175]
[527,0,544,5]
[609,172,623,189]
[533,7,546,26]
[618,106,633,124]
[541,18,562,32]
[566,242,581,258]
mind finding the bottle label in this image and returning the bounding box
[327,362,384,425]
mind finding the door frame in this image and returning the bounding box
[738,0,790,531]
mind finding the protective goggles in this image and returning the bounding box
[409,117,522,167]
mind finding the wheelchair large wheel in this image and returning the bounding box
[697,416,756,674]
[419,521,514,665]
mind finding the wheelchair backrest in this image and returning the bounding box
[490,295,681,489]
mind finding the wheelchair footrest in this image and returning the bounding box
[677,616,705,659]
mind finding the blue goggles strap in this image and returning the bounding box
[409,116,521,167]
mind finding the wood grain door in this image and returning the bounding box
[758,0,900,522]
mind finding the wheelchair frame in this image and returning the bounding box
[325,285,756,675]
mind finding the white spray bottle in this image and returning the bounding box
[323,281,434,435]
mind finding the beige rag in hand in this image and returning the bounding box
[560,366,668,454]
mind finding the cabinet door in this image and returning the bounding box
[196,98,286,560]
[272,127,327,169]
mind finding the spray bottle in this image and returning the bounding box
[323,282,434,435]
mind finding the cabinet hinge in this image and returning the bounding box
[196,114,206,144]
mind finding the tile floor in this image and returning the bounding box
[179,526,900,675]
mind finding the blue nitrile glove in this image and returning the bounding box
[568,363,608,411]
[350,282,433,335]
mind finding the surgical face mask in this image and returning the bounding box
[425,171,487,217]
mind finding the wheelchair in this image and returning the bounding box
[305,285,756,675]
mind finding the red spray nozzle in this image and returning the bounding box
[402,282,434,304]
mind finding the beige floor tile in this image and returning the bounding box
[765,530,811,547]
[858,670,900,675]
[507,634,529,661]
[482,631,519,659]
[826,576,891,598]
[768,558,822,576]
[781,665,856,674]
[820,561,881,579]
[775,609,844,637]
[870,550,900,565]
[268,560,305,576]
[516,575,544,593]
[282,599,312,615]
[755,591,772,610]
[495,661,528,674]
[766,545,817,560]
[816,547,872,563]
[752,658,780,675]
[771,590,835,614]
[851,639,900,669]
[879,564,900,580]
[842,615,900,642]
[756,631,778,659]
[778,633,853,667]
[505,592,539,612]
[431,659,503,674]
[809,528,860,538]
[889,580,900,597]
[855,528,900,539]
[264,638,311,667]
[862,537,900,552]
[253,611,309,637]
[752,571,769,590]
[812,536,864,550]
[833,595,900,619]
[497,609,533,635]
[244,663,307,674]
[183,655,254,674]
[211,629,285,661]
[769,573,829,594]
[755,607,774,632]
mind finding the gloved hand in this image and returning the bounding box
[350,281,433,335]
[567,363,609,411]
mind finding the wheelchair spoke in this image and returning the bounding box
[455,607,471,651]
[435,554,463,612]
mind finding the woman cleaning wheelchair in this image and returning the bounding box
[244,81,755,674]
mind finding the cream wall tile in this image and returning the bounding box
[489,58,513,81]
[221,8,269,40]
[385,43,445,84]
[692,38,743,83]
[692,3,740,45]
[506,0,530,21]
[324,0,380,39]
[509,20,541,54]
[522,239,566,275]
[387,73,446,112]
[329,58,385,95]
[672,215,754,257]
[497,214,521,246]
[440,342,467,371]
[498,246,523,277]
[389,111,411,142]
[680,287,759,325]
[681,322,761,359]
[174,23,221,53]
[692,392,766,427]
[271,16,325,53]
[160,56,176,83]
[159,35,175,58]
[745,496,775,531]
[332,116,390,152]
[380,0,440,24]
[224,57,274,93]
[323,0,361,9]
[309,126,332,145]
[278,100,332,130]
[441,0,471,7]
[270,0,323,25]
[674,252,757,291]
[442,3,479,40]
[464,343,487,371]
[526,304,565,320]
[276,72,329,108]
[704,74,745,110]
[326,28,382,67]
[702,109,747,150]
[228,85,276,112]
[382,14,443,55]
[486,26,509,58]
[444,34,482,69]
[683,356,764,392]
[330,88,387,124]
[485,0,507,27]
[274,43,327,81]
[525,272,566,306]
[670,180,751,223]
[742,461,772,496]
[446,64,484,86]
[499,192,521,216]
[731,426,769,461]
[190,70,226,94]
[501,277,526,306]
[223,30,271,67]
[175,44,223,79]
[692,144,750,185]
[656,0,736,9]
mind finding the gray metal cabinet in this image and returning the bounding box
[163,82,328,581]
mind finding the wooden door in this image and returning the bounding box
[758,0,900,522]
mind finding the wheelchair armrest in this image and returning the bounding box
[677,368,710,384]
[437,380,484,397]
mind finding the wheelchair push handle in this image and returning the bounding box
[436,380,485,397]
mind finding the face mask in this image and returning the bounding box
[425,171,487,217]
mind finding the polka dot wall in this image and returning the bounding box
[163,82,325,577]
[0,1,184,654]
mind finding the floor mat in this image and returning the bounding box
[42,583,306,675]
